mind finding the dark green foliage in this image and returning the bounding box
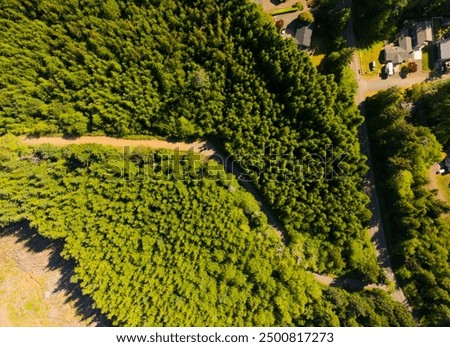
[323,288,416,327]
[366,88,450,326]
[0,0,378,279]
[353,0,450,45]
[408,81,450,146]
[0,137,414,326]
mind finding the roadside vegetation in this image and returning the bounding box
[366,84,450,326]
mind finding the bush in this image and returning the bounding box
[408,61,418,73]
[294,2,304,10]
[275,19,285,30]
[298,11,314,23]
[400,65,409,75]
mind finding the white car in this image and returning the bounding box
[385,62,394,76]
[281,28,286,35]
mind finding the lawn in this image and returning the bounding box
[436,173,450,222]
[270,7,299,16]
[422,44,435,71]
[358,41,384,77]
[309,31,328,67]
[310,54,325,67]
[436,173,450,206]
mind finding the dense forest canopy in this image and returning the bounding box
[366,85,450,326]
[408,80,450,146]
[0,136,415,326]
[0,0,379,279]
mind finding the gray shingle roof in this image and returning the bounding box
[382,46,410,64]
[415,21,432,47]
[399,36,413,53]
[440,36,450,60]
[295,25,313,48]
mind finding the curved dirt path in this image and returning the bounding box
[20,135,384,291]
[22,136,215,157]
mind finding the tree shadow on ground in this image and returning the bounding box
[0,222,111,327]
[286,18,300,37]
[329,276,371,291]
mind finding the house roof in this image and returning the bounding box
[415,21,432,47]
[382,46,410,64]
[399,36,413,53]
[295,25,313,48]
[440,36,450,60]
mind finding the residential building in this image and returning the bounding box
[414,21,432,49]
[294,24,313,49]
[439,35,450,61]
[382,46,410,65]
[399,36,413,54]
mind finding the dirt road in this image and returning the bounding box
[22,136,215,157]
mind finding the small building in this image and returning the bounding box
[414,21,432,49]
[399,36,413,54]
[439,35,450,61]
[382,46,410,65]
[294,24,313,49]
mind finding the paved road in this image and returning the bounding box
[344,0,410,307]
[362,72,450,95]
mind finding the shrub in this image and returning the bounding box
[294,2,304,10]
[408,61,418,73]
[275,19,285,30]
[298,11,314,23]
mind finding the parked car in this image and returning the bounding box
[385,62,394,76]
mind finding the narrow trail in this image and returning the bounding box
[22,136,215,157]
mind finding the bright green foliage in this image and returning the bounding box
[298,11,314,24]
[0,138,413,326]
[366,87,450,326]
[0,140,312,326]
[0,0,377,279]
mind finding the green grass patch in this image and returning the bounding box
[422,49,430,71]
[270,7,298,16]
[358,41,384,77]
[436,173,450,205]
[422,44,435,71]
[310,54,325,67]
